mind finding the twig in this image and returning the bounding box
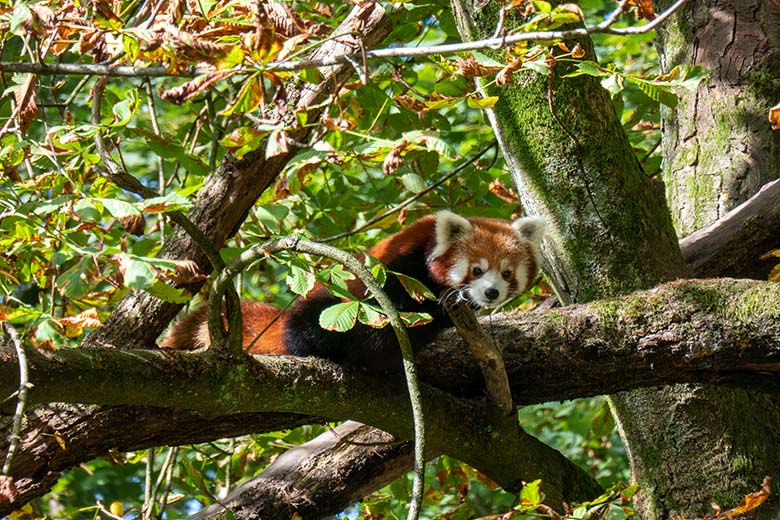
[2,322,31,475]
[0,0,688,78]
[321,141,498,243]
[142,447,155,520]
[209,237,427,520]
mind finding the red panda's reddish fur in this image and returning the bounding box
[160,212,544,371]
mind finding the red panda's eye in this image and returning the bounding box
[471,267,483,276]
[502,270,512,279]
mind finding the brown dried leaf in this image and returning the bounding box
[571,43,586,59]
[258,1,306,38]
[496,58,523,87]
[382,140,408,175]
[29,3,56,32]
[265,128,289,158]
[714,476,771,518]
[106,449,126,465]
[53,308,102,329]
[626,0,655,20]
[159,70,236,104]
[167,0,186,24]
[119,213,146,235]
[488,178,518,203]
[455,54,502,79]
[393,94,427,113]
[14,74,38,136]
[168,259,207,284]
[770,102,780,131]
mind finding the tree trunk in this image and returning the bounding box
[609,1,780,518]
[449,0,780,518]
[656,0,780,236]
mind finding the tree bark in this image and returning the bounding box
[189,422,415,520]
[610,1,780,517]
[680,178,780,280]
[656,0,780,236]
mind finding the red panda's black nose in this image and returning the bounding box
[484,288,500,301]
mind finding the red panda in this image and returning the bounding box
[160,211,545,371]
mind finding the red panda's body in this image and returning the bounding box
[161,211,545,371]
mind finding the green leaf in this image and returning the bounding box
[358,303,389,328]
[399,311,433,328]
[111,95,137,127]
[627,77,679,109]
[96,198,141,218]
[219,126,265,159]
[421,135,457,160]
[565,61,611,78]
[58,266,90,298]
[218,74,264,116]
[10,3,32,36]
[146,281,190,303]
[254,205,289,232]
[139,192,192,214]
[287,264,315,297]
[591,399,616,437]
[392,272,436,303]
[401,173,426,193]
[35,319,61,343]
[518,479,543,511]
[370,262,387,288]
[319,301,360,332]
[124,256,156,289]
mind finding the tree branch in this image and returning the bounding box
[80,2,392,351]
[189,422,415,520]
[2,278,779,515]
[0,0,687,79]
[208,237,428,520]
[680,178,780,280]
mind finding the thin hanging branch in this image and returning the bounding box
[207,236,427,520]
[1,322,30,476]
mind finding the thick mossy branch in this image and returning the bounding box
[0,343,599,509]
[2,279,779,514]
[8,279,779,417]
[421,278,780,401]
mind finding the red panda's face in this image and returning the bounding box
[428,211,545,308]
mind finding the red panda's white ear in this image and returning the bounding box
[431,210,473,259]
[512,216,546,246]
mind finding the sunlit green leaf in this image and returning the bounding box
[319,301,360,332]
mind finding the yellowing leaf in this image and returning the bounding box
[54,431,67,450]
[467,95,499,109]
[759,248,780,260]
[218,74,265,117]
